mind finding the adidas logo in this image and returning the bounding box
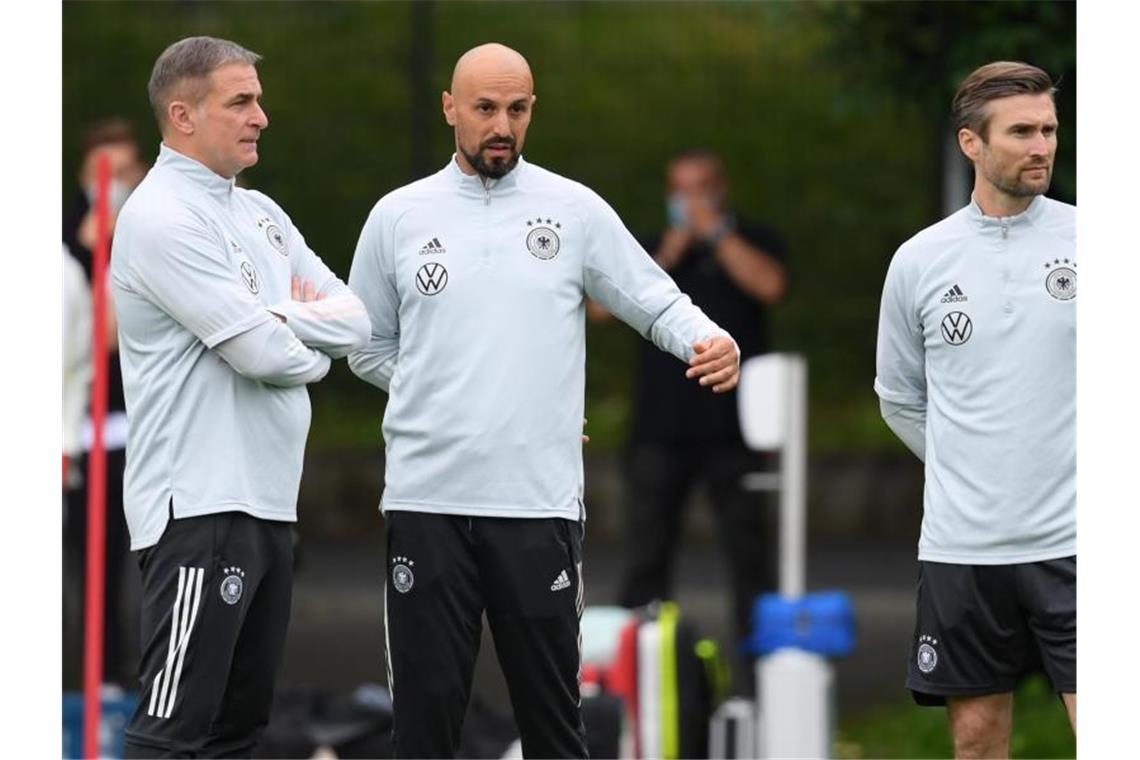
[550,569,571,592]
[418,237,446,255]
[940,284,968,303]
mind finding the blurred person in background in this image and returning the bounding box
[349,44,739,758]
[592,148,787,693]
[63,243,92,490]
[112,36,368,757]
[875,61,1075,758]
[61,118,147,690]
[62,242,93,687]
[64,118,149,264]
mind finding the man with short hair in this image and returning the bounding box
[875,61,1075,758]
[348,43,739,758]
[113,36,369,757]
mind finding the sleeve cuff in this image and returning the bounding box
[202,310,276,349]
[873,378,925,406]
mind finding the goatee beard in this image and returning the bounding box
[461,143,519,180]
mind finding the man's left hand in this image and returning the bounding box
[291,276,325,302]
[685,336,739,393]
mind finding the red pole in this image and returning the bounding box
[82,154,111,760]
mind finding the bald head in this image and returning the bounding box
[450,43,533,98]
[443,43,537,179]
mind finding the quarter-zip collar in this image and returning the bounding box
[156,143,236,203]
[966,193,1046,234]
[446,153,525,202]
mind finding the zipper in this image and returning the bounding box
[998,219,1013,314]
[479,178,492,262]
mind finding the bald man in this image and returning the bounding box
[348,44,739,758]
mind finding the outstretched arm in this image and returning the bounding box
[580,189,738,393]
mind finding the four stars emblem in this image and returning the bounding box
[525,216,562,260]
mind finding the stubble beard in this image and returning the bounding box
[984,154,1052,199]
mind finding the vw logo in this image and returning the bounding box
[415,262,448,296]
[940,311,973,345]
[239,261,260,295]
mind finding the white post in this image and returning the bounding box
[757,649,834,759]
[779,356,807,598]
[741,354,835,759]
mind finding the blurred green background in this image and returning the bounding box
[63,0,1076,454]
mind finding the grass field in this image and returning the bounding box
[835,675,1076,759]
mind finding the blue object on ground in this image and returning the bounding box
[62,690,138,759]
[743,591,856,656]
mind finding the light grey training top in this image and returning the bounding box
[349,156,733,521]
[112,145,369,549]
[875,195,1076,564]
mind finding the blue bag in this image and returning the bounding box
[743,591,855,657]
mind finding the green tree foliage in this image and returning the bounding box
[813,0,1077,206]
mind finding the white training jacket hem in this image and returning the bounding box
[129,502,298,551]
[917,545,1077,566]
[381,500,582,521]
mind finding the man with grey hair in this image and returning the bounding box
[875,60,1075,758]
[112,36,369,756]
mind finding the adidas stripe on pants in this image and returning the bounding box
[384,511,588,759]
[125,511,293,758]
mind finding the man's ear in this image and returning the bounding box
[958,127,982,164]
[442,91,456,127]
[167,99,195,136]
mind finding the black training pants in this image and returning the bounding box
[617,444,776,641]
[617,444,776,695]
[383,511,588,759]
[124,511,293,758]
